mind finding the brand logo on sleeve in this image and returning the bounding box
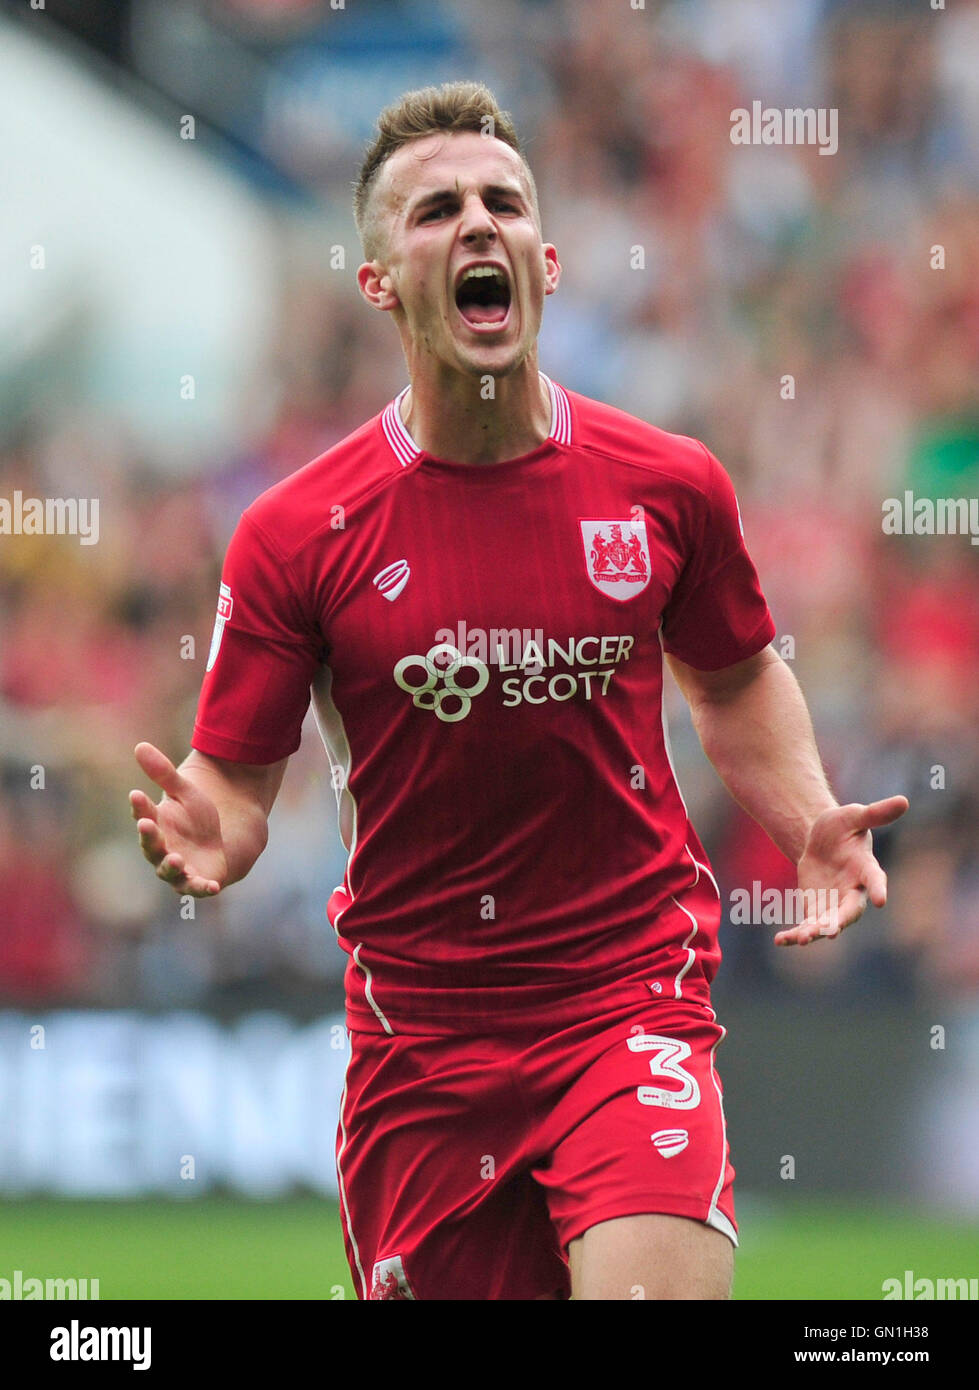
[580,519,651,601]
[206,582,233,672]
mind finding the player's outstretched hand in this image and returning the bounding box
[129,742,228,897]
[774,795,910,947]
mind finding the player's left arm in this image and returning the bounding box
[666,644,909,946]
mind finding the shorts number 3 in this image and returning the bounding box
[626,1033,701,1110]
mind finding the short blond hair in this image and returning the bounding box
[353,80,539,259]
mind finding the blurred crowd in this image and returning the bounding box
[1,0,977,1010]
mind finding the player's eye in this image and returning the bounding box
[420,205,453,222]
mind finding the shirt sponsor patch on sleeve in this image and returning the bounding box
[206,581,233,672]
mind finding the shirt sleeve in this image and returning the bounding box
[659,445,775,671]
[191,511,324,764]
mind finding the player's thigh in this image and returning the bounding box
[568,1212,734,1301]
[533,1002,738,1272]
[338,1027,568,1300]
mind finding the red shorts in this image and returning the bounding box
[336,997,736,1301]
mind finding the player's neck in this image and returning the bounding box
[399,360,551,464]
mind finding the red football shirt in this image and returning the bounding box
[192,375,775,1034]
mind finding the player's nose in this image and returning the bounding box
[458,192,497,243]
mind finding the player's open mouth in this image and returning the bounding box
[454,264,512,331]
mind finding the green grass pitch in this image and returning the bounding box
[1,1196,976,1300]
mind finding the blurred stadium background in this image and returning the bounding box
[1,0,977,1300]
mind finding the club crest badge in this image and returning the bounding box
[580,518,651,601]
[370,1254,416,1300]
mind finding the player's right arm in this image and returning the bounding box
[131,502,323,897]
[130,741,288,897]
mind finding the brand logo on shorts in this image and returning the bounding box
[650,1128,689,1158]
[370,1254,416,1300]
[580,519,651,601]
[393,644,489,723]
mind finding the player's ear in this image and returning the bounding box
[357,261,400,312]
[542,243,561,297]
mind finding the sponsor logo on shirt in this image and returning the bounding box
[498,633,635,707]
[580,518,651,601]
[393,633,636,718]
[393,644,490,723]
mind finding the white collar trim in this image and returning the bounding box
[381,371,571,467]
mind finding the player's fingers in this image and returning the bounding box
[865,862,888,909]
[775,922,835,946]
[774,888,866,946]
[156,852,188,887]
[185,876,221,897]
[134,742,189,800]
[129,789,158,822]
[774,913,828,946]
[807,886,867,938]
[136,817,168,866]
[157,853,220,897]
[842,796,909,832]
[774,923,814,947]
[824,886,867,934]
